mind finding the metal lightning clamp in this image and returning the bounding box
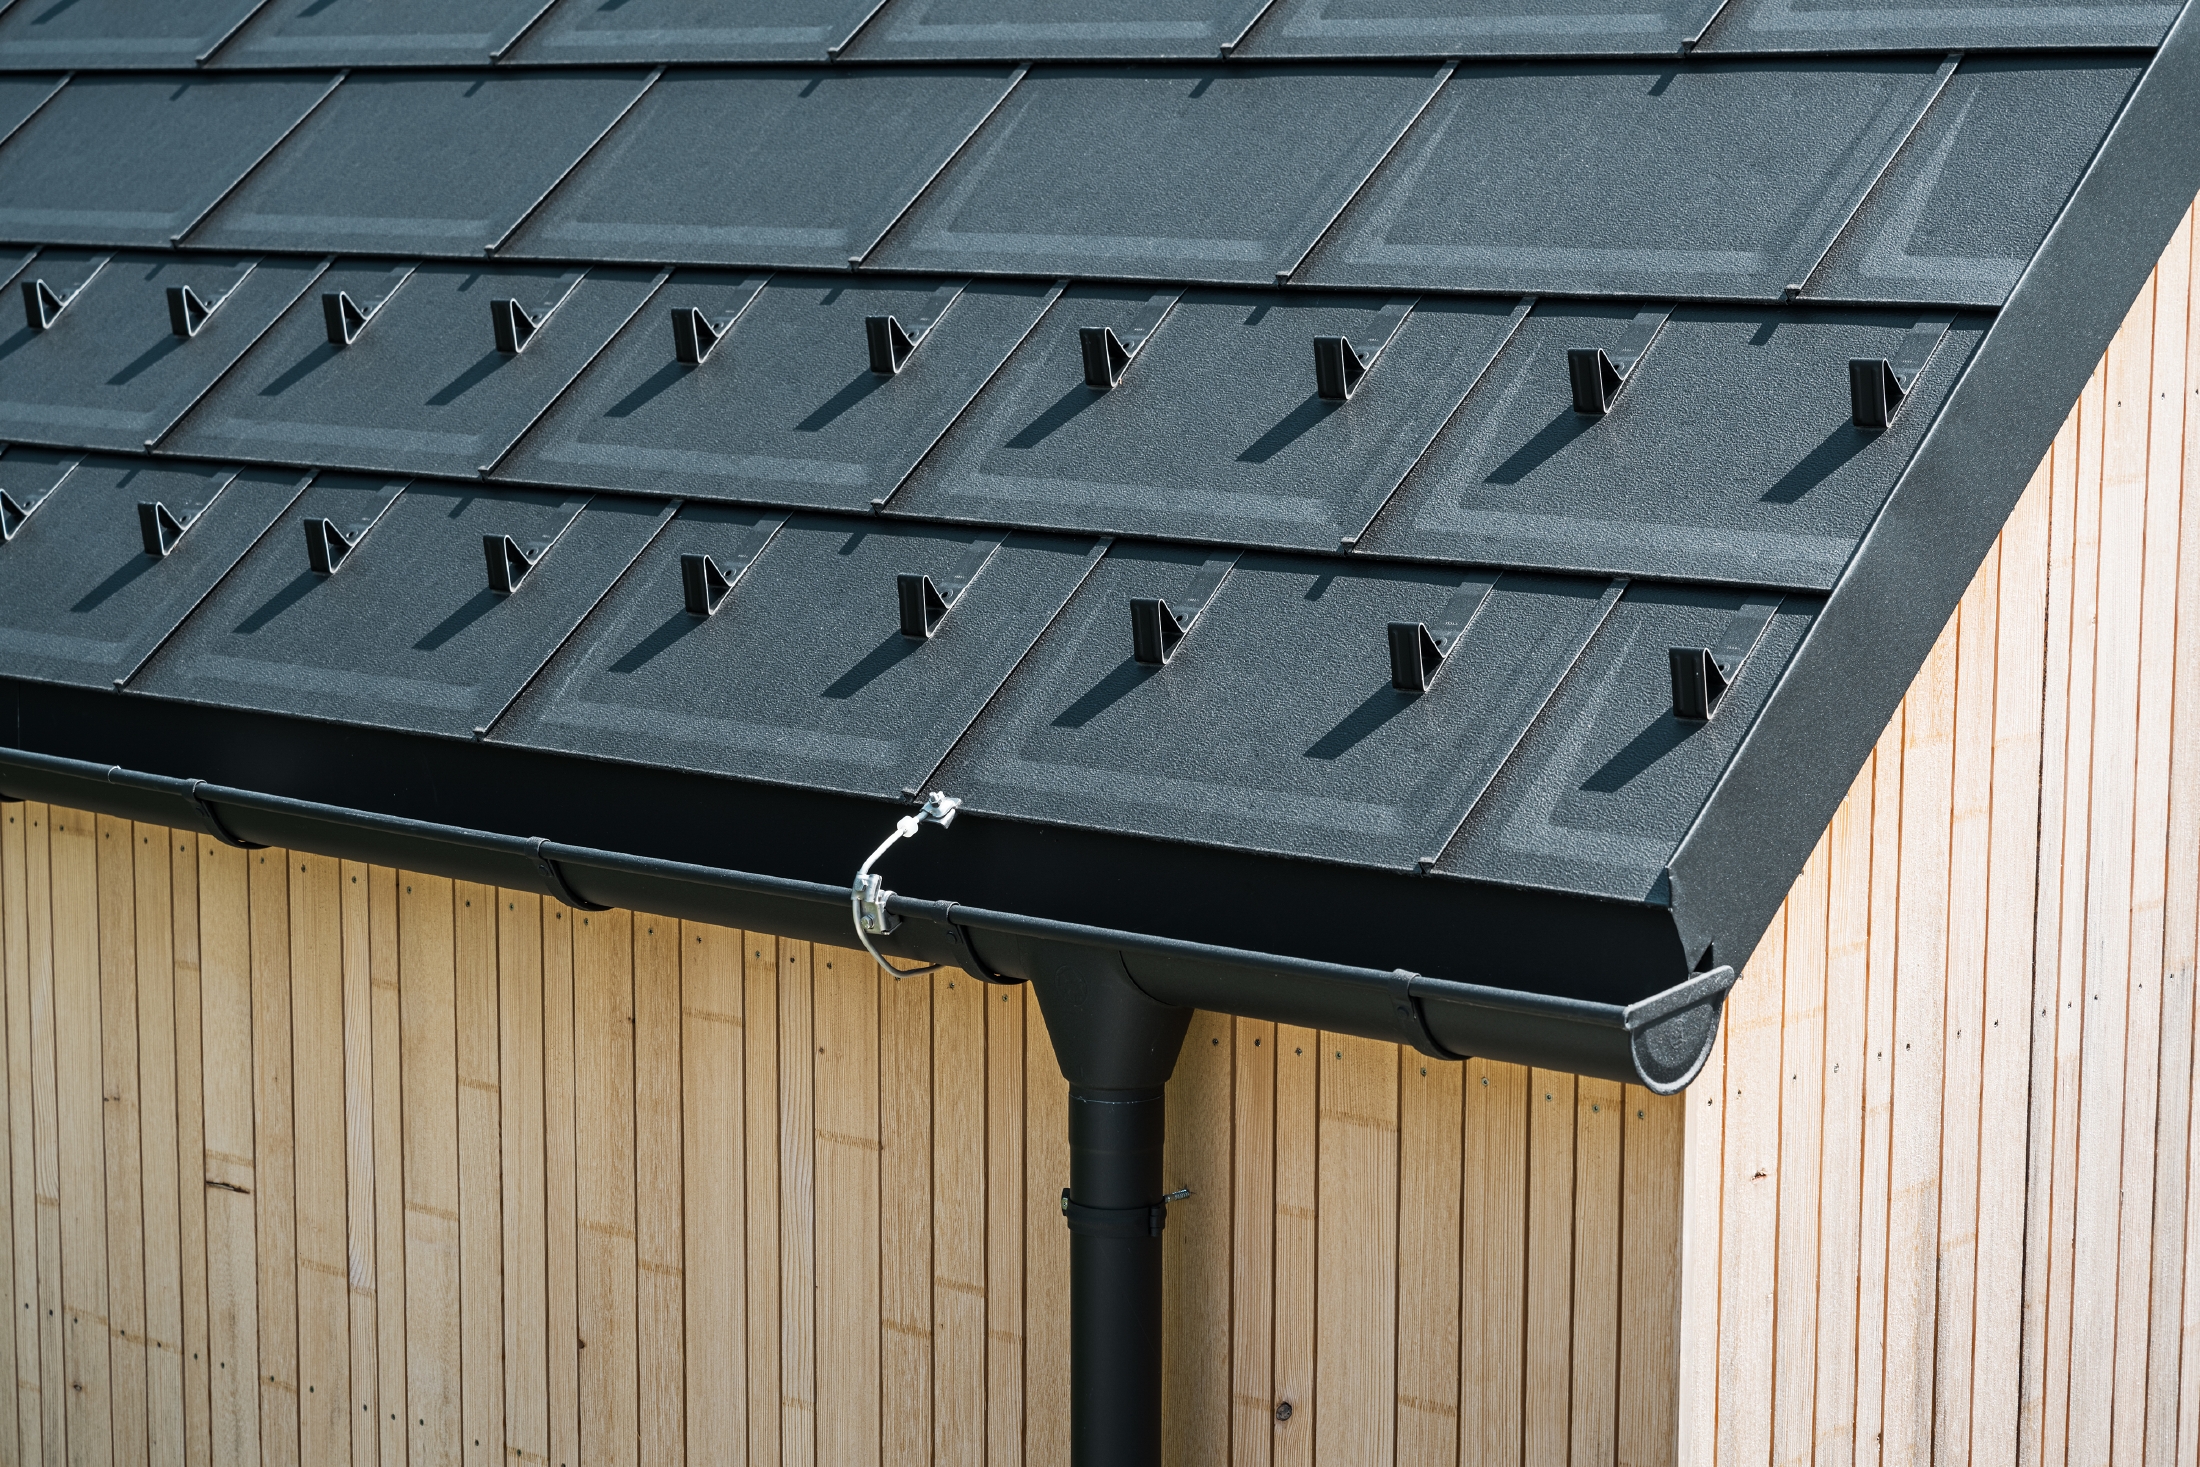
[851,791,962,977]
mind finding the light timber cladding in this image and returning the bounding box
[2,203,2200,1467]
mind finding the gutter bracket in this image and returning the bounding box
[937,903,1021,985]
[185,780,264,850]
[1391,970,1464,1061]
[532,838,608,912]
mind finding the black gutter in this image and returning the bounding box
[0,744,1733,1094]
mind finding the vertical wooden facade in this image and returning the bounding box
[1,210,2198,1467]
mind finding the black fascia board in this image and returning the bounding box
[1664,0,2200,973]
[0,693,1728,1092]
[0,673,1689,1003]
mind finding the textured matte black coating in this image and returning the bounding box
[0,0,261,68]
[213,0,554,67]
[869,62,1447,284]
[0,73,59,134]
[1300,59,1943,300]
[1808,57,2145,308]
[185,69,654,256]
[0,74,335,247]
[0,253,323,451]
[503,66,1018,271]
[1239,0,1725,57]
[505,0,883,63]
[1702,0,2177,52]
[131,478,667,737]
[163,262,660,480]
[1435,585,1817,903]
[496,273,1053,511]
[0,453,307,688]
[844,0,1274,60]
[936,545,1620,869]
[892,286,1523,550]
[495,508,1103,798]
[1358,303,1988,589]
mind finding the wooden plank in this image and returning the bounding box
[2124,219,2190,1467]
[1714,901,1788,1467]
[367,867,405,1467]
[133,827,183,1467]
[1771,834,1830,1467]
[1270,1026,1317,1467]
[875,961,926,1467]
[573,909,637,1467]
[810,947,877,1467]
[1023,986,1069,1467]
[248,849,300,1467]
[169,831,209,1467]
[1811,755,1877,1467]
[26,809,63,1467]
[52,811,114,1467]
[930,969,983,1467]
[1396,1049,1460,1467]
[1524,1067,1576,1467]
[683,921,745,1467]
[2020,399,2087,1467]
[776,940,815,1467]
[1163,1011,1232,1467]
[94,817,145,1467]
[633,918,683,1467]
[453,886,503,1467]
[1674,1003,1728,1467]
[1976,460,2055,1467]
[1852,701,1909,1464]
[741,935,778,1467]
[984,976,1021,1467]
[0,830,17,1467]
[340,863,379,1467]
[198,837,260,1467]
[500,892,546,1467]
[1229,1018,1275,1467]
[1883,601,1960,1467]
[288,855,351,1467]
[3,805,41,1467]
[1569,1078,1621,1467]
[1933,551,2000,1467]
[540,904,577,1467]
[400,875,461,1467]
[2165,203,2200,1467]
[2067,286,2157,1467]
[1464,1059,1528,1467]
[1616,1088,1683,1467]
[1314,1035,1398,1467]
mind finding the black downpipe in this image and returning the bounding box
[1028,947,1193,1467]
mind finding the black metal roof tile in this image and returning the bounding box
[502,0,883,64]
[1804,56,2145,308]
[0,72,60,135]
[0,451,309,689]
[160,260,661,480]
[0,251,323,452]
[1434,584,1817,902]
[181,69,654,257]
[840,0,1276,61]
[0,73,337,248]
[0,0,261,69]
[889,284,1522,551]
[1700,0,2177,53]
[933,546,1621,870]
[865,62,1447,285]
[1235,0,1725,58]
[1295,58,1945,300]
[493,509,1104,799]
[129,477,669,737]
[493,271,1054,512]
[210,0,556,68]
[499,65,1019,271]
[1356,302,1987,589]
